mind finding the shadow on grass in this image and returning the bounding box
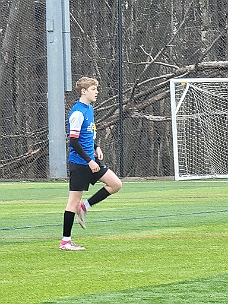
[41,274,228,304]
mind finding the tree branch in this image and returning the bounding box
[128,0,195,101]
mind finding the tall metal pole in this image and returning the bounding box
[46,0,67,178]
[62,0,72,91]
[118,0,124,177]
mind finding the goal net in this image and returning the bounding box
[170,78,228,180]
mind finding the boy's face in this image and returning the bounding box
[82,85,98,102]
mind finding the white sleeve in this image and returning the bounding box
[69,111,84,138]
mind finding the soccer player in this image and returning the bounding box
[60,77,122,251]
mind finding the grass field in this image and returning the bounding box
[0,179,227,304]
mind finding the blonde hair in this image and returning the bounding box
[75,77,99,97]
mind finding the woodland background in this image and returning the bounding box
[0,0,228,180]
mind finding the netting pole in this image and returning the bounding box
[170,79,179,181]
[46,0,67,178]
[118,0,124,177]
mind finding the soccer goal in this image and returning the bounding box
[170,78,228,180]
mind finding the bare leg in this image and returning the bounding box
[99,169,122,194]
[65,190,83,213]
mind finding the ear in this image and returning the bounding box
[81,88,86,95]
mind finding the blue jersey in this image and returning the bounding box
[68,101,96,165]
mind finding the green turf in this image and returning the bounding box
[0,180,227,304]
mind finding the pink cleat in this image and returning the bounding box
[76,203,87,229]
[59,240,85,251]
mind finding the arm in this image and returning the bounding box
[70,137,91,163]
[70,137,100,172]
[94,144,103,160]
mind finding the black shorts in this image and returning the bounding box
[69,159,108,191]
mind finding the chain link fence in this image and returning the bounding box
[0,0,227,180]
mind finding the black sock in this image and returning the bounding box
[63,210,75,237]
[88,187,111,206]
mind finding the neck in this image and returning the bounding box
[79,96,90,105]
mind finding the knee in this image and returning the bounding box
[103,171,122,194]
[113,178,122,193]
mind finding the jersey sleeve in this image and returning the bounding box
[69,111,84,138]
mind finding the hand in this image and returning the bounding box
[94,146,103,160]
[88,160,100,173]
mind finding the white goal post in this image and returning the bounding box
[170,78,228,180]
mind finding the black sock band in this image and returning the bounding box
[63,210,75,237]
[88,187,111,206]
